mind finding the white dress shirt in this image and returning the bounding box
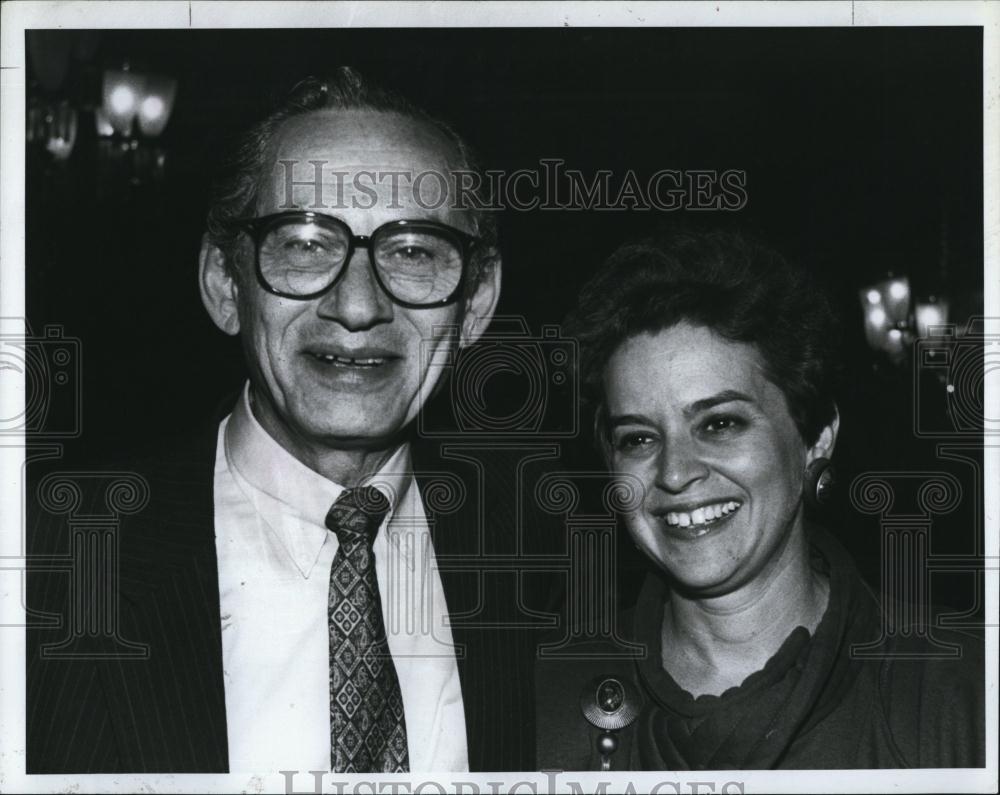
[214,385,468,772]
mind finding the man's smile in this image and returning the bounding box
[302,343,402,368]
[299,343,404,389]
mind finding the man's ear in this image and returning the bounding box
[806,404,840,464]
[199,235,241,336]
[459,253,501,347]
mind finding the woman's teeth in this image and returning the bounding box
[665,501,740,528]
[312,353,385,367]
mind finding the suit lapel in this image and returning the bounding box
[411,438,482,667]
[410,439,487,766]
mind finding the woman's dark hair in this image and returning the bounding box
[204,67,498,293]
[567,230,842,446]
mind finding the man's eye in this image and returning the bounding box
[267,225,344,258]
[284,238,327,253]
[387,244,435,264]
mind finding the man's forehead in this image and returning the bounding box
[258,107,473,228]
[269,108,461,170]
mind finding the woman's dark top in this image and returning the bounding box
[536,526,985,770]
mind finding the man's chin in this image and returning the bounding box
[294,414,408,451]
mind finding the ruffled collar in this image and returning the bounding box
[630,525,879,770]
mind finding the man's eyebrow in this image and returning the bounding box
[683,390,755,419]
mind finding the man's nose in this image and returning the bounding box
[654,435,710,494]
[316,247,394,330]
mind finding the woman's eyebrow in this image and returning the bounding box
[607,413,653,428]
[683,390,755,419]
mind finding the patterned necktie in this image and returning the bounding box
[325,486,410,773]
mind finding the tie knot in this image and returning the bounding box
[325,486,391,546]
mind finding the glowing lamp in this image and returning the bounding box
[136,75,178,137]
[45,103,78,161]
[915,297,950,338]
[888,280,908,301]
[94,106,115,137]
[882,276,911,326]
[859,275,913,360]
[860,295,890,353]
[102,69,147,136]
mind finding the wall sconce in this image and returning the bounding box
[136,75,177,137]
[96,67,177,187]
[914,296,950,339]
[26,98,78,162]
[102,68,177,139]
[26,36,177,191]
[102,68,147,136]
[45,102,78,161]
[94,106,115,137]
[860,274,951,366]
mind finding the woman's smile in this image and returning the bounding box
[657,499,743,539]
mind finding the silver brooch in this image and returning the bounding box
[579,675,643,770]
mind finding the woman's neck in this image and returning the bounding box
[660,529,830,697]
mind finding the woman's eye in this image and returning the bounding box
[613,433,656,452]
[702,414,744,434]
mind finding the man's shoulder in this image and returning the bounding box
[27,420,223,557]
[30,419,220,490]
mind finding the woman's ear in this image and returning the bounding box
[199,235,241,336]
[460,253,502,348]
[807,405,840,463]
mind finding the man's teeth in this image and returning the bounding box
[312,353,385,366]
[665,501,740,528]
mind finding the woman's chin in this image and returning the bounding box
[639,538,746,597]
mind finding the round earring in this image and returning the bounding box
[804,457,836,509]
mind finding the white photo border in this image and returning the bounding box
[1,2,996,793]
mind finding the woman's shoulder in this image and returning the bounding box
[872,617,985,767]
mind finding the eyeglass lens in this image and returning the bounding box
[258,217,463,305]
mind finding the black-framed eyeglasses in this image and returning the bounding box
[233,211,480,308]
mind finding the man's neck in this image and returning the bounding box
[660,527,830,697]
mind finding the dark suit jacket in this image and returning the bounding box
[27,418,562,773]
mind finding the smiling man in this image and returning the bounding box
[28,69,553,774]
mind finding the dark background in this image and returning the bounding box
[25,27,985,610]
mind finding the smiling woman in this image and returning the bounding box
[536,231,985,771]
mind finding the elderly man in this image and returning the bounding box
[28,69,554,774]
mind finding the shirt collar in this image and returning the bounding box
[224,383,419,574]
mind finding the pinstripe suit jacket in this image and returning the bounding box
[26,420,561,773]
